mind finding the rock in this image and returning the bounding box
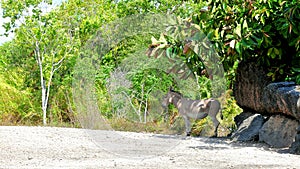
[233,60,300,150]
[290,126,300,155]
[259,115,299,148]
[234,111,255,128]
[263,82,300,119]
[234,60,300,120]
[234,60,271,113]
[232,114,265,142]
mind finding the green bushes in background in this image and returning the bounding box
[0,0,298,133]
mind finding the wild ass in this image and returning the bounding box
[162,89,222,137]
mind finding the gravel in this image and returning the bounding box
[0,126,300,169]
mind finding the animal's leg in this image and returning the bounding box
[210,116,220,137]
[183,115,191,136]
[208,100,221,137]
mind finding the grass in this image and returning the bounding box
[0,90,242,138]
[108,117,179,134]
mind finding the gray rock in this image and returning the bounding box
[234,60,300,120]
[234,111,256,128]
[263,82,300,119]
[290,125,300,154]
[232,114,265,141]
[234,61,270,113]
[259,115,299,148]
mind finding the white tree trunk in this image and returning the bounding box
[35,41,48,125]
[18,3,75,126]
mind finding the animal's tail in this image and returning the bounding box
[220,104,223,120]
[220,111,223,120]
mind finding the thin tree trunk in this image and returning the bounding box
[144,99,148,123]
[35,41,47,125]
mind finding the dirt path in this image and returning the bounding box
[0,126,299,169]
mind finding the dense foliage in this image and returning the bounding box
[200,0,300,83]
[0,0,298,135]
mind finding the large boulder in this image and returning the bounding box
[233,60,300,149]
[231,114,265,141]
[234,61,270,113]
[259,115,299,148]
[234,61,300,120]
[263,82,300,119]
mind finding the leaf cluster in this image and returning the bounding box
[197,0,300,83]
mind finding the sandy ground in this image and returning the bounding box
[0,126,300,169]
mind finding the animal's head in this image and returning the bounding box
[162,88,177,110]
[162,90,172,109]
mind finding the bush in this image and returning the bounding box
[0,72,38,124]
[195,0,300,83]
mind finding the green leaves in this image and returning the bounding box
[1,0,299,125]
[145,0,300,86]
[201,0,300,83]
[146,17,208,80]
[1,0,45,32]
[267,47,282,59]
[234,23,242,38]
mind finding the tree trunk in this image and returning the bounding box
[35,41,48,125]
